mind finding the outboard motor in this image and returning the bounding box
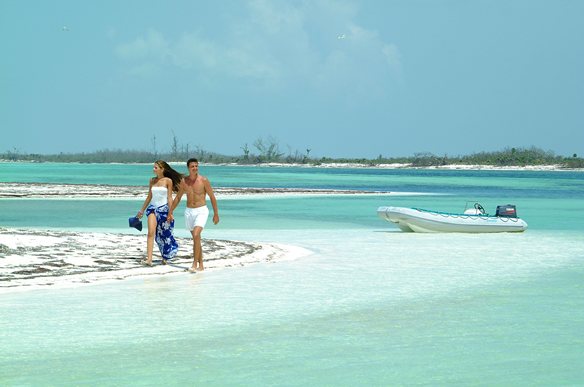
[496,204,517,218]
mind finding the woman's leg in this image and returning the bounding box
[145,213,157,264]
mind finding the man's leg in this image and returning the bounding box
[190,226,204,271]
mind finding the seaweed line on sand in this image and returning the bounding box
[0,228,310,292]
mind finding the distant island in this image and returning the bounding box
[2,142,583,169]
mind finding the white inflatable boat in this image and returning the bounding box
[377,203,528,233]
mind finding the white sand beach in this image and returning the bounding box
[0,228,311,293]
[212,162,581,171]
[0,182,395,199]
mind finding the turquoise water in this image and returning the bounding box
[1,163,584,385]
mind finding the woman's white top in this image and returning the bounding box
[150,186,168,207]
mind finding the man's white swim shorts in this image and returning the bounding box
[185,205,209,230]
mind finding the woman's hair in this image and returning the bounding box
[155,160,183,192]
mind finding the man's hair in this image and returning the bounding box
[187,158,199,167]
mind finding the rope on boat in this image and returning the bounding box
[412,208,522,223]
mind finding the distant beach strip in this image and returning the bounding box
[0,228,311,293]
[0,182,414,199]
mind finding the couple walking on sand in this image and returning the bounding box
[137,158,219,272]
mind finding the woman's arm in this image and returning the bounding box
[166,178,175,221]
[137,179,153,218]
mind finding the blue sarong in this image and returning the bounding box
[146,203,178,261]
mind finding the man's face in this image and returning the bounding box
[188,162,199,174]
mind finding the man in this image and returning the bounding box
[172,158,219,272]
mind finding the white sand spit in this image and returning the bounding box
[0,183,392,199]
[0,228,311,292]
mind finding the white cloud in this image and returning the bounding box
[115,29,169,60]
[382,43,403,80]
[114,0,403,93]
[225,47,280,79]
[172,33,219,69]
[248,0,305,35]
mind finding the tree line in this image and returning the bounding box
[1,140,583,168]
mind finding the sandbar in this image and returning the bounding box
[0,228,310,293]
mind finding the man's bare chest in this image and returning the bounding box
[185,178,205,195]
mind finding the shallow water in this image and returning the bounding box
[1,163,583,385]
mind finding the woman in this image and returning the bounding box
[137,160,182,266]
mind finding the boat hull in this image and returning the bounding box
[377,206,528,233]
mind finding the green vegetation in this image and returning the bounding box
[2,141,583,169]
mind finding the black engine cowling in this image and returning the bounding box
[496,204,517,218]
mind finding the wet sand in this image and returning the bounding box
[0,182,390,199]
[0,228,310,293]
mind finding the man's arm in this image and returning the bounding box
[171,179,185,212]
[205,178,219,224]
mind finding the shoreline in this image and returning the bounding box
[0,228,311,293]
[1,159,582,172]
[214,162,583,172]
[0,183,403,199]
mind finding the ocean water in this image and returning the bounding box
[1,163,584,385]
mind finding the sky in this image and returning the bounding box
[1,0,583,159]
